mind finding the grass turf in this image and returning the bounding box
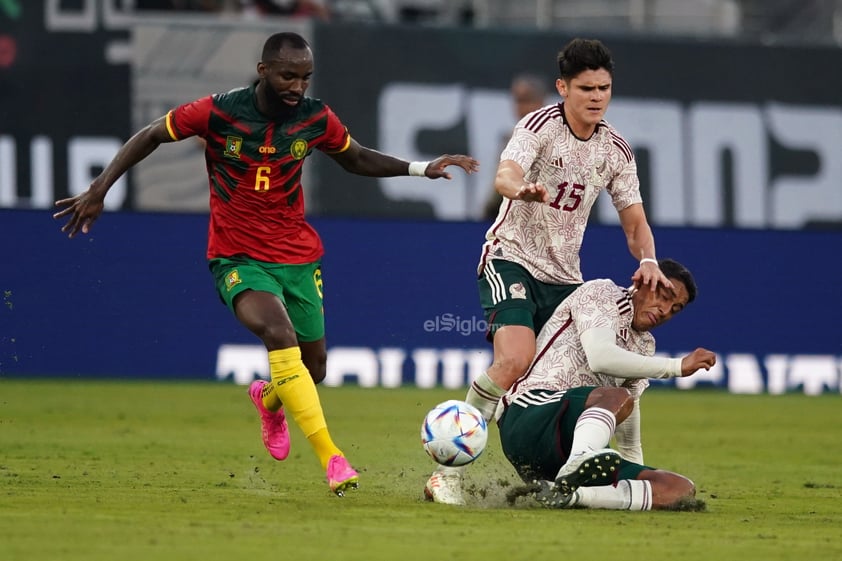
[1,380,840,561]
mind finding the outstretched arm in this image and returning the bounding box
[618,203,672,291]
[494,160,549,202]
[580,327,717,379]
[327,138,478,178]
[54,117,174,237]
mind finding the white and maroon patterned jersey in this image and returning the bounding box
[503,279,654,405]
[478,103,641,284]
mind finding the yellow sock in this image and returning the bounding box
[268,347,343,469]
[260,377,283,412]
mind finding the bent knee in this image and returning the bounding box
[491,354,533,385]
[678,476,696,497]
[589,386,633,412]
[647,470,696,508]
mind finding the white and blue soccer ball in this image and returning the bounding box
[421,400,488,466]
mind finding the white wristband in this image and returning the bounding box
[640,258,658,266]
[408,161,430,177]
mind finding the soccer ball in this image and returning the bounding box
[420,400,488,466]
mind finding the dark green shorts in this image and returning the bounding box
[477,259,579,339]
[499,387,651,483]
[209,257,324,342]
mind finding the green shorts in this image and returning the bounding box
[478,259,579,339]
[209,257,325,342]
[499,387,652,483]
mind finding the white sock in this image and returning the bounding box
[465,371,506,422]
[573,480,652,510]
[567,407,616,459]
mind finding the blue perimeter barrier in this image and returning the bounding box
[2,209,840,394]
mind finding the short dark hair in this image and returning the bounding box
[262,32,310,61]
[659,258,697,303]
[557,38,614,80]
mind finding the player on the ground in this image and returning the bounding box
[426,37,670,505]
[498,258,716,510]
[54,31,478,497]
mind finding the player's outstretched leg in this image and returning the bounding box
[248,379,291,460]
[531,478,653,510]
[424,370,506,506]
[535,474,702,512]
[267,347,360,495]
[424,465,467,505]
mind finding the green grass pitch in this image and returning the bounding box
[1,380,840,561]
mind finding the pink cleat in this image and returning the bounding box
[326,455,359,497]
[248,380,290,461]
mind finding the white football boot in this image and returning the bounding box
[424,466,466,506]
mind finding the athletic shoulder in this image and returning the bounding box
[519,103,563,134]
[578,278,623,296]
[300,96,327,110]
[598,120,635,163]
[212,85,252,105]
[294,96,333,119]
[573,279,631,310]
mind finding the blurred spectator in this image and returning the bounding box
[363,0,473,25]
[482,73,550,220]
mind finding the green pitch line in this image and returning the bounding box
[0,380,840,561]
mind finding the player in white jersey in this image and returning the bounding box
[498,259,716,510]
[426,38,672,505]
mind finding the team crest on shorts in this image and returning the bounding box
[509,282,527,299]
[224,136,243,159]
[290,138,308,160]
[225,270,242,292]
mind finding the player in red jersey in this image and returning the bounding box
[54,31,478,496]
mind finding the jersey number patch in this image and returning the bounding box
[255,166,271,191]
[548,181,584,212]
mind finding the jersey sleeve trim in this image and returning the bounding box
[523,104,562,133]
[321,131,351,154]
[609,129,634,162]
[164,111,179,141]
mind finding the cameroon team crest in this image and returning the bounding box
[290,138,308,160]
[224,136,243,159]
[225,270,242,292]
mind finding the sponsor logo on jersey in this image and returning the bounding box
[290,138,308,160]
[509,282,526,300]
[618,327,629,341]
[549,157,564,168]
[224,136,243,159]
[259,145,277,154]
[225,270,242,291]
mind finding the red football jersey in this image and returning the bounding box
[166,84,350,263]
